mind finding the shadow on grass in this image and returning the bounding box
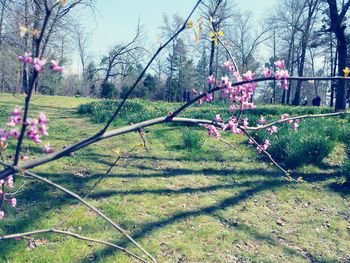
[76,179,289,262]
[327,181,350,196]
[0,179,77,259]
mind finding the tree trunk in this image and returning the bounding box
[335,26,347,111]
[292,1,317,105]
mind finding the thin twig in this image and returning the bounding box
[54,146,140,228]
[243,112,345,130]
[0,228,149,263]
[100,0,203,133]
[0,161,157,263]
[1,109,349,180]
[240,129,296,182]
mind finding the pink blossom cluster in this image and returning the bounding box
[257,139,271,154]
[192,88,214,106]
[1,107,54,157]
[19,52,64,72]
[0,176,16,220]
[0,108,55,220]
[195,60,301,157]
[264,59,289,90]
[281,114,300,131]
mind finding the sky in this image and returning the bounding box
[74,0,276,71]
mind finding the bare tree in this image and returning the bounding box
[326,0,350,111]
[72,23,89,76]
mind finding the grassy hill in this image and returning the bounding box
[0,93,349,262]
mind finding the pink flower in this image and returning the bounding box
[0,211,4,220]
[0,130,9,142]
[6,175,14,189]
[267,126,278,135]
[21,155,29,161]
[281,113,290,120]
[247,139,254,145]
[9,198,17,207]
[204,124,220,139]
[263,139,271,147]
[50,60,64,72]
[42,144,54,154]
[19,52,33,64]
[197,98,203,106]
[275,69,289,80]
[259,116,268,124]
[10,129,19,139]
[292,122,299,131]
[274,60,285,69]
[33,58,46,72]
[208,75,216,84]
[281,78,288,90]
[203,93,213,102]
[214,114,223,122]
[224,61,235,72]
[38,113,48,125]
[11,107,21,117]
[242,118,249,128]
[242,70,254,81]
[264,68,271,77]
[261,139,271,151]
[229,104,237,112]
[28,240,36,249]
[257,146,262,154]
[221,76,229,85]
[192,88,199,95]
[39,125,48,136]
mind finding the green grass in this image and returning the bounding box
[0,93,349,263]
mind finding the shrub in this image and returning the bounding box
[254,119,337,169]
[100,82,117,99]
[180,128,203,152]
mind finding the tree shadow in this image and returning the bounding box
[77,179,288,262]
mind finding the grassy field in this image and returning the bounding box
[0,93,349,263]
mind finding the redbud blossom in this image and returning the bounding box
[242,118,249,128]
[214,114,223,122]
[33,58,46,72]
[242,71,254,81]
[292,122,299,131]
[42,144,54,154]
[10,129,19,139]
[9,198,17,207]
[38,113,48,125]
[6,175,14,189]
[274,60,285,69]
[221,76,229,85]
[203,93,213,102]
[19,52,33,64]
[50,60,64,72]
[21,155,29,161]
[259,116,268,124]
[264,68,271,77]
[268,126,278,135]
[208,75,216,84]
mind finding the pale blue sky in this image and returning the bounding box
[77,0,276,66]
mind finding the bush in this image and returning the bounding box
[100,82,117,99]
[254,119,337,169]
[180,128,203,152]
